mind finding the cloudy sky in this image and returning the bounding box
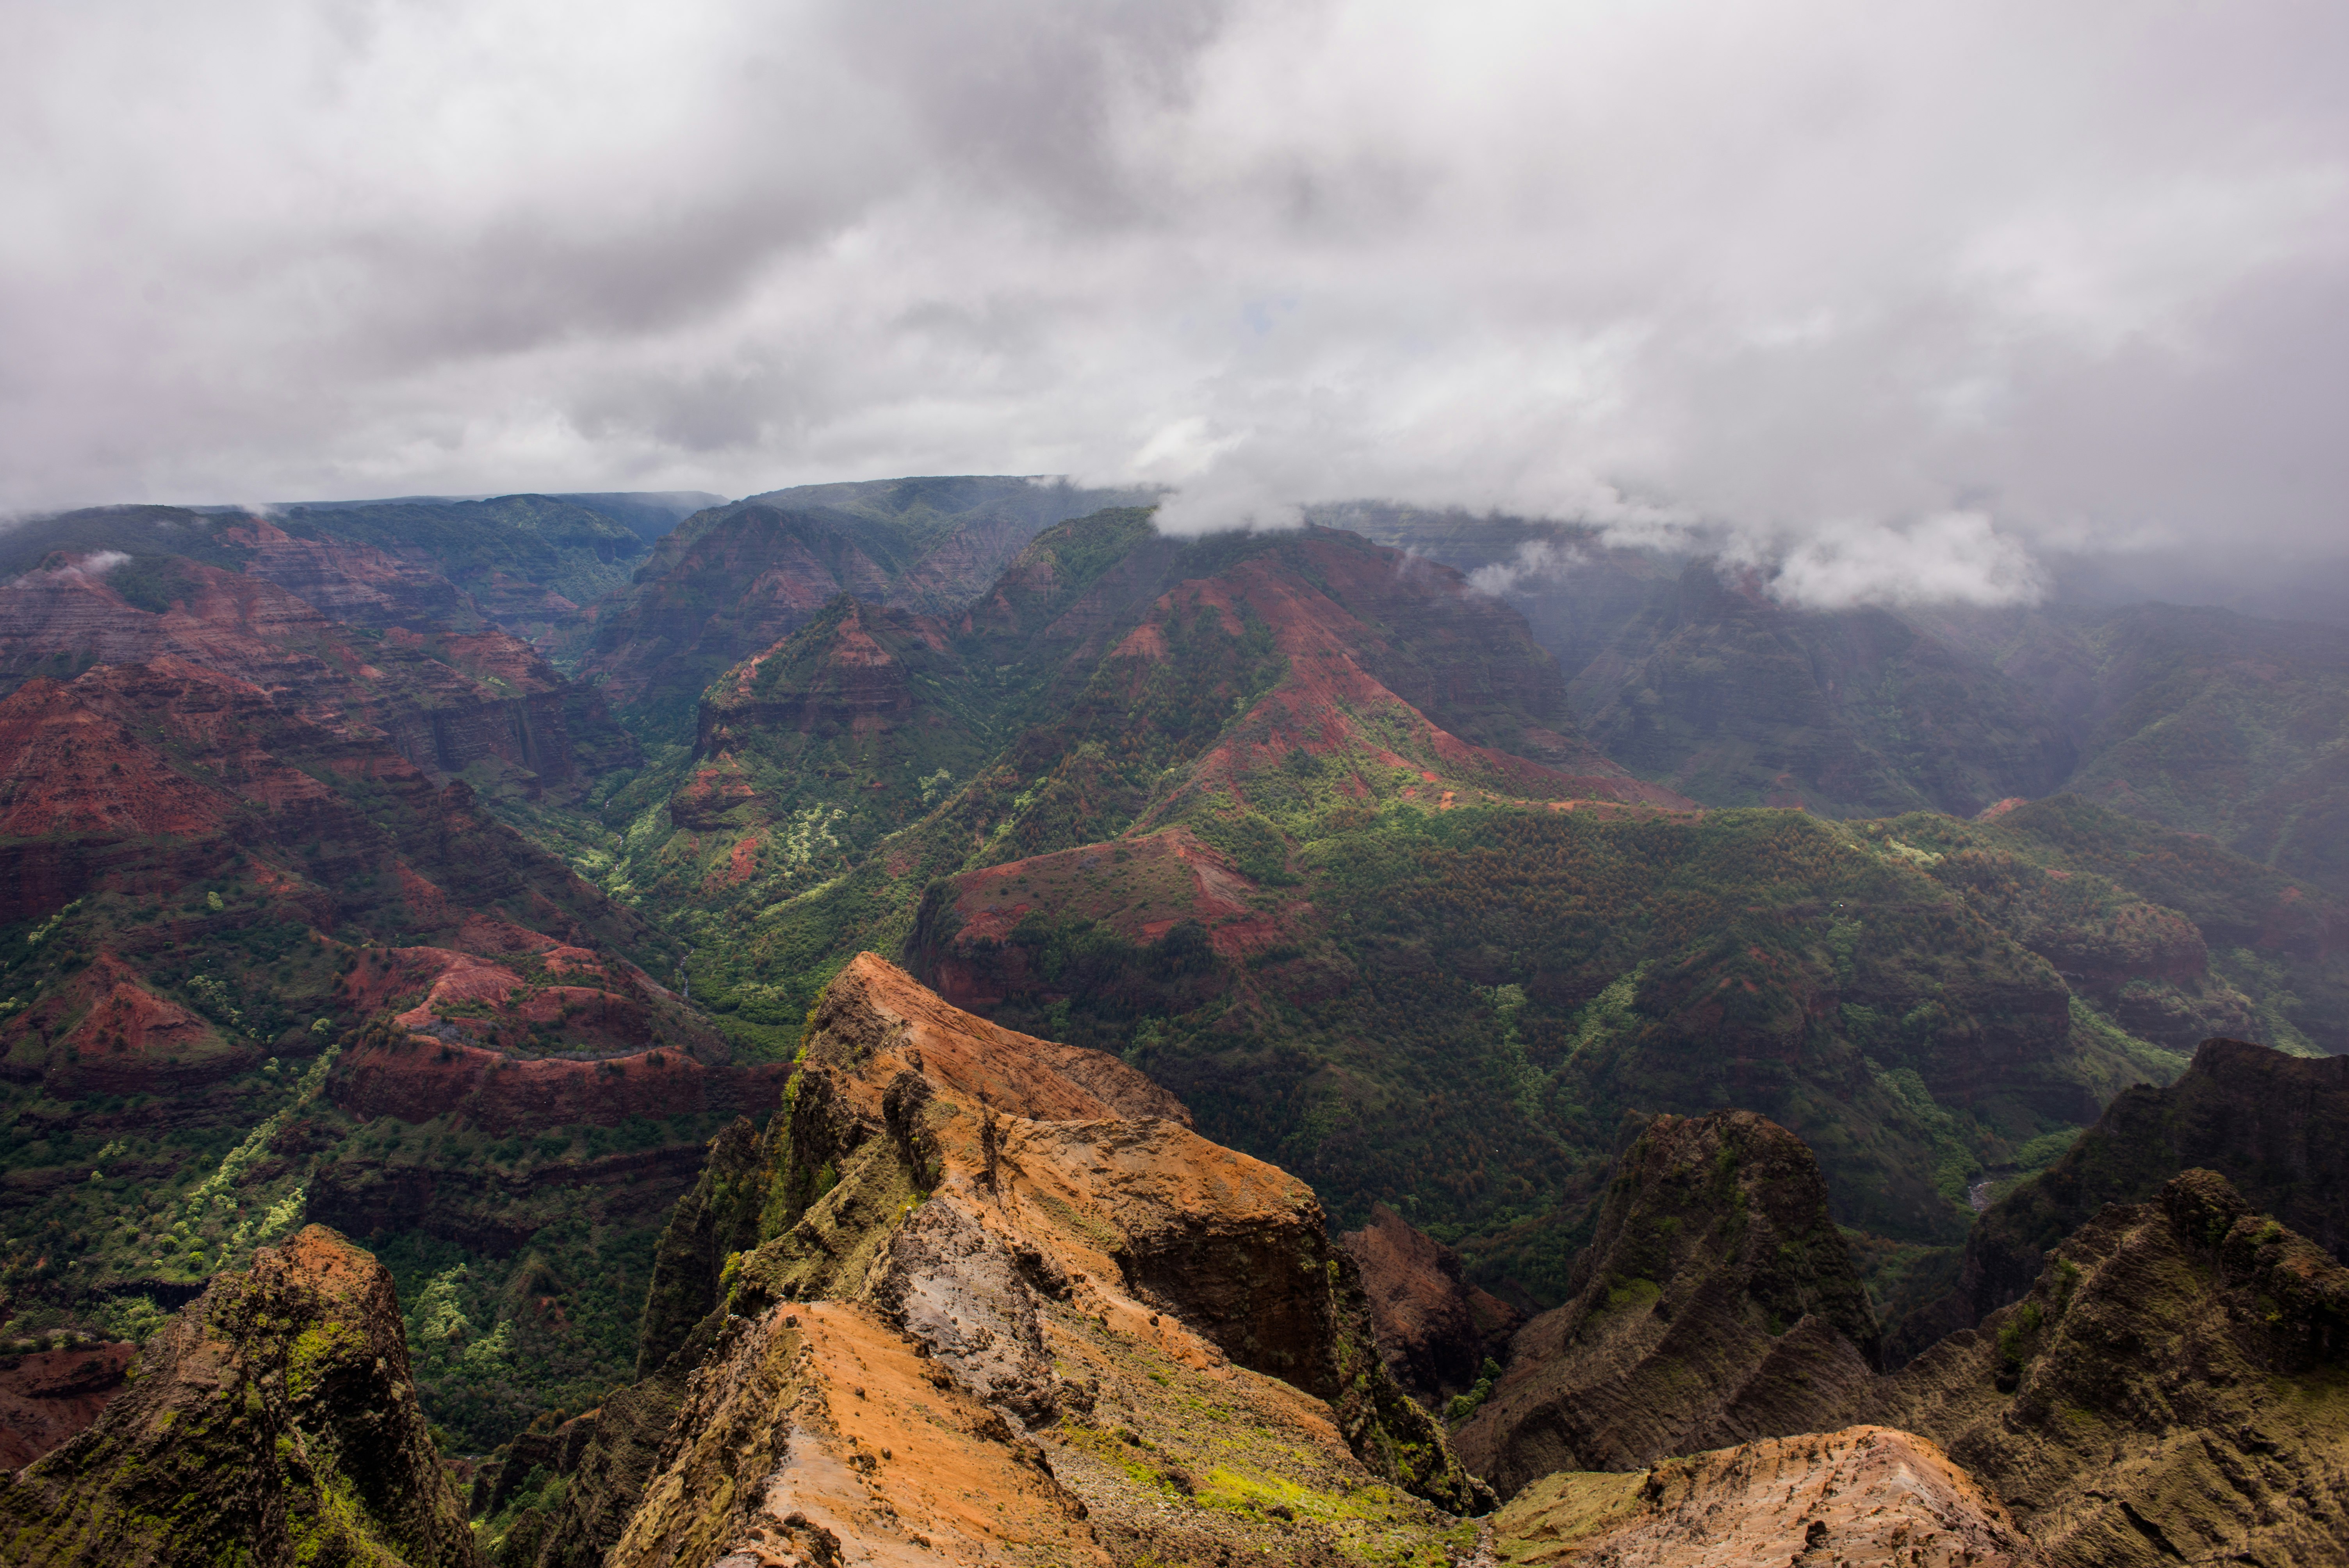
[5,0,2344,603]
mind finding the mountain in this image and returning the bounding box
[501,955,1486,1568]
[1453,1110,1881,1497]
[2043,603,2349,900]
[1323,509,2075,818]
[1868,1168,2349,1566]
[547,508,2345,1308]
[1490,1425,2039,1566]
[0,494,692,652]
[0,1225,479,1568]
[1338,1205,1522,1407]
[0,551,638,802]
[1340,510,2349,900]
[1455,1102,2349,1566]
[576,476,1153,734]
[0,644,782,1449]
[1890,1035,2349,1359]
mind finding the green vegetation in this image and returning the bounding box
[496,512,2343,1310]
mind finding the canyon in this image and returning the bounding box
[2,477,2346,1566]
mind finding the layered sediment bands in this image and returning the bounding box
[329,1023,764,1132]
[533,955,1487,1568]
[0,553,635,798]
[1893,1036,2349,1360]
[0,1226,479,1568]
[1867,1170,2349,1568]
[1339,1204,1523,1406]
[1492,1425,2041,1568]
[225,516,478,630]
[0,656,683,1073]
[1454,1110,1881,1497]
[695,599,958,752]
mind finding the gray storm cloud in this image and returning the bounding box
[3,0,2344,607]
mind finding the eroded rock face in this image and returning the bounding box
[1493,1426,2041,1568]
[1866,1169,2349,1568]
[0,1225,479,1568]
[1454,1110,1881,1497]
[533,954,1488,1568]
[1892,1037,2349,1361]
[1339,1203,1522,1406]
[0,1340,137,1470]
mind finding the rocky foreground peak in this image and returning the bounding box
[1455,1109,1882,1497]
[509,952,1489,1568]
[0,1224,479,1568]
[1493,1424,2041,1568]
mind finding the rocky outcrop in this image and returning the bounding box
[1454,1111,1881,1498]
[1867,1170,2349,1567]
[0,1225,479,1567]
[0,1340,137,1470]
[1492,1426,2041,1567]
[532,955,1488,1568]
[1891,1036,2349,1361]
[1338,1203,1522,1406]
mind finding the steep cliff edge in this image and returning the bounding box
[1453,1111,1880,1497]
[1867,1169,2349,1567]
[523,954,1488,1568]
[0,1224,479,1568]
[0,1340,137,1470]
[1338,1204,1522,1407]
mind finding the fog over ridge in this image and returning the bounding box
[4,0,2345,609]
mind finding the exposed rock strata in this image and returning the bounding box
[0,552,634,799]
[0,1340,136,1469]
[673,596,984,838]
[1492,1425,2041,1568]
[0,1225,479,1567]
[1454,1110,1881,1497]
[531,954,1487,1568]
[1339,1203,1522,1406]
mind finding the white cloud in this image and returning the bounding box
[2,0,2344,603]
[1467,540,1591,599]
[1764,512,2046,610]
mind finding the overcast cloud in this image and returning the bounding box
[4,0,2344,605]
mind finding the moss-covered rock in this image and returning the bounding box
[538,954,1490,1568]
[0,1224,479,1568]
